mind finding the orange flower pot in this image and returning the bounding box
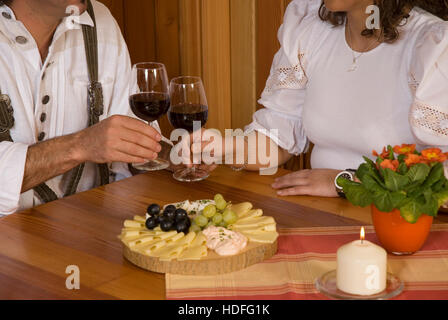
[371,205,433,255]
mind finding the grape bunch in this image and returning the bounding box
[192,194,238,232]
[145,204,191,234]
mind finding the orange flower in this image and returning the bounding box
[380,159,400,171]
[405,154,422,167]
[372,147,391,159]
[421,148,447,163]
[393,144,416,155]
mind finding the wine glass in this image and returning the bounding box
[168,76,209,182]
[129,62,170,171]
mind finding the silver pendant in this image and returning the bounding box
[347,62,358,72]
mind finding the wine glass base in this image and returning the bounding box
[173,168,209,182]
[132,159,170,172]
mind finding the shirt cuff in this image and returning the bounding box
[0,142,29,215]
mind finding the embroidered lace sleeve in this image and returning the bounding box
[409,22,448,146]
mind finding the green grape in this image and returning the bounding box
[194,215,209,228]
[223,209,238,225]
[214,194,224,203]
[205,221,214,228]
[212,213,223,225]
[215,198,227,211]
[203,204,217,218]
[189,224,202,233]
[218,220,228,228]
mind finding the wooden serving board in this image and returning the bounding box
[123,240,278,275]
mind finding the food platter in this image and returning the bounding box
[123,238,277,275]
[119,195,279,275]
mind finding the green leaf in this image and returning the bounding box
[387,145,395,160]
[434,189,448,208]
[422,162,444,189]
[339,179,373,208]
[362,173,386,193]
[372,190,406,213]
[383,168,410,192]
[399,199,423,224]
[406,163,431,184]
[397,162,408,175]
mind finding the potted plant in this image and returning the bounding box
[338,144,448,255]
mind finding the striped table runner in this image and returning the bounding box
[166,224,448,300]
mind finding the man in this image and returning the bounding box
[0,0,164,215]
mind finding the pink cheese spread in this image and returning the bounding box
[202,226,248,256]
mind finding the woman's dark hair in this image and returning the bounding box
[319,0,448,43]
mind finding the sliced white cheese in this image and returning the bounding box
[190,232,207,247]
[121,230,164,239]
[134,215,146,223]
[124,220,145,228]
[230,202,253,217]
[237,209,263,221]
[233,216,275,228]
[241,231,279,244]
[178,244,208,261]
[140,232,183,256]
[231,223,277,233]
[157,233,197,261]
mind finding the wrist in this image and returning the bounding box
[69,131,88,164]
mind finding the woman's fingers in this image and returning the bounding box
[276,186,311,196]
[272,171,310,189]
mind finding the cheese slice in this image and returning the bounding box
[231,223,277,233]
[241,231,279,243]
[230,202,253,217]
[121,230,164,239]
[140,232,184,256]
[127,235,161,248]
[124,220,145,228]
[190,232,207,247]
[237,209,263,221]
[233,216,275,228]
[178,244,208,261]
[157,233,197,261]
[133,215,146,223]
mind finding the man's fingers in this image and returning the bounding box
[119,128,162,153]
[120,116,162,142]
[114,151,147,164]
[115,140,158,162]
[276,186,311,196]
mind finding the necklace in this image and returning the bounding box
[346,21,380,72]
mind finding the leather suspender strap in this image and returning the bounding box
[0,90,59,203]
[65,0,110,197]
[0,91,14,142]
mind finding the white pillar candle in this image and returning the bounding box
[336,227,387,296]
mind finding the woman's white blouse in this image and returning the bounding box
[0,1,161,214]
[246,0,448,170]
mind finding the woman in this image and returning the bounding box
[197,0,448,198]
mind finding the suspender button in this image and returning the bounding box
[2,12,12,20]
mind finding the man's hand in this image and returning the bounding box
[271,169,340,197]
[75,115,162,164]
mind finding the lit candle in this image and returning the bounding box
[336,227,387,296]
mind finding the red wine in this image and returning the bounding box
[168,104,208,132]
[129,92,170,122]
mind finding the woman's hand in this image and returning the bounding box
[271,169,340,197]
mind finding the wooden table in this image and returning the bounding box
[1,166,447,300]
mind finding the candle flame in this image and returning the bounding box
[360,227,365,241]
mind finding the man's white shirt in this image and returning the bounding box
[0,1,156,214]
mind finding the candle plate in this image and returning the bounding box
[315,270,404,300]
